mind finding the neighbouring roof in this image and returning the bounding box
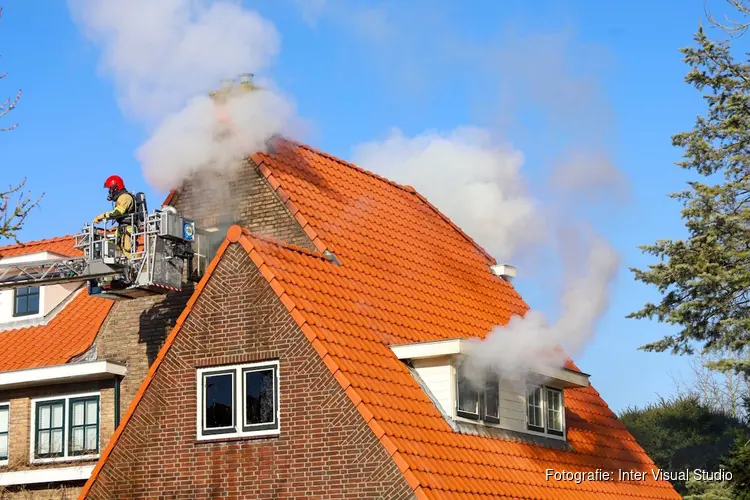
[0,236,113,371]
[85,141,679,499]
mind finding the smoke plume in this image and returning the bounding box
[68,0,296,193]
[353,27,627,383]
[353,126,541,262]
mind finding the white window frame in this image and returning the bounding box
[0,402,9,466]
[29,392,101,464]
[196,360,280,441]
[525,384,565,439]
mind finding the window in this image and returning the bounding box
[526,385,564,437]
[197,361,279,440]
[483,377,500,424]
[190,227,225,281]
[456,370,479,420]
[31,393,100,462]
[13,286,40,316]
[69,397,99,456]
[455,363,500,424]
[35,400,64,458]
[0,404,8,463]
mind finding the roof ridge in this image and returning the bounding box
[166,138,496,265]
[281,139,497,265]
[285,139,419,196]
[0,234,75,252]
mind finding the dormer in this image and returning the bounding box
[391,339,590,442]
[0,251,81,328]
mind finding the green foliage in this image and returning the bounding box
[683,478,734,500]
[726,436,750,498]
[619,395,748,494]
[628,27,750,375]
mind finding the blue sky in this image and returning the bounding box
[0,0,739,413]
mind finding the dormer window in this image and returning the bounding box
[14,286,40,317]
[391,338,588,441]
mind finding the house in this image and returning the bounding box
[0,237,117,499]
[33,138,677,499]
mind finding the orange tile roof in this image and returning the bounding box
[0,235,82,259]
[83,142,679,499]
[0,236,113,371]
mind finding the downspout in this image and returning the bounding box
[114,376,121,428]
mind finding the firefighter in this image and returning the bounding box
[93,175,136,258]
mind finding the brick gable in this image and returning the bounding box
[84,244,413,499]
[97,162,316,423]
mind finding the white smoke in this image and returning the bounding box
[68,0,296,192]
[352,127,541,263]
[354,128,622,380]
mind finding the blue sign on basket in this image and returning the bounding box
[183,222,195,241]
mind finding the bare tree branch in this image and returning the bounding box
[705,0,750,38]
[671,348,750,421]
[0,178,44,244]
[0,7,21,131]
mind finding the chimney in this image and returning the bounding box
[490,264,517,281]
[239,73,254,85]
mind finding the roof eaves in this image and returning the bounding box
[78,232,234,499]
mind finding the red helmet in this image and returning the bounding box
[104,175,125,201]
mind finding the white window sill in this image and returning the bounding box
[0,464,95,486]
[0,460,7,467]
[30,453,99,465]
[197,429,280,442]
[524,427,566,441]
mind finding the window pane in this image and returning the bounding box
[0,434,7,460]
[457,368,479,414]
[51,429,63,454]
[39,406,50,429]
[245,369,274,425]
[527,387,543,428]
[52,404,63,428]
[85,426,97,451]
[86,400,98,424]
[27,292,40,314]
[484,377,500,419]
[14,295,26,314]
[0,407,8,432]
[72,401,85,426]
[204,373,234,429]
[38,430,50,455]
[547,389,563,432]
[71,427,84,452]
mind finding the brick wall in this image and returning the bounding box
[169,161,314,249]
[0,483,82,500]
[0,381,115,471]
[85,244,414,499]
[97,162,315,421]
[0,380,115,499]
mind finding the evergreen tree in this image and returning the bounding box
[629,27,750,375]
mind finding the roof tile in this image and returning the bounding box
[83,141,679,499]
[0,236,113,371]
